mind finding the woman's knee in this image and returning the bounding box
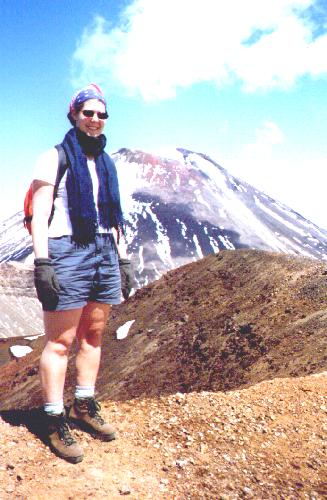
[77,302,109,345]
[45,335,75,356]
[43,308,82,352]
[79,326,104,349]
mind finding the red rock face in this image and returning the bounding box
[0,263,43,342]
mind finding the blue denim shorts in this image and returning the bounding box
[48,233,121,311]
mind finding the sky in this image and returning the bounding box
[1,0,327,229]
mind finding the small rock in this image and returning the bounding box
[242,486,252,495]
[175,393,186,403]
[119,484,131,495]
[175,459,188,469]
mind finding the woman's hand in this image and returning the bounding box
[118,258,134,299]
[32,181,59,309]
[34,258,60,310]
[112,227,135,298]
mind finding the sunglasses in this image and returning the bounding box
[82,110,109,120]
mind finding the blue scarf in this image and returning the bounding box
[61,127,124,244]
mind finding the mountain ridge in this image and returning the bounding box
[0,146,326,497]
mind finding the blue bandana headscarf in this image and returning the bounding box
[69,83,107,112]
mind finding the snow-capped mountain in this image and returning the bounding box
[0,147,326,287]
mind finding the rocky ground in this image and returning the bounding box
[0,374,326,499]
[0,249,326,498]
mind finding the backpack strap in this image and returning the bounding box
[48,144,69,226]
[54,144,68,196]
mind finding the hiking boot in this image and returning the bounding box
[69,397,116,441]
[44,411,84,464]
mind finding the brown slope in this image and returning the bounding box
[0,249,326,411]
[0,249,326,499]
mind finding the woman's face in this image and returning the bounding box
[72,99,108,137]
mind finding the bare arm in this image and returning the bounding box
[31,180,54,258]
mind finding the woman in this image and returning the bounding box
[32,83,132,464]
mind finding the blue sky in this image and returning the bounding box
[1,0,327,229]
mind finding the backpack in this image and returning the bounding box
[23,144,68,235]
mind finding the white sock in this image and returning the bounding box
[44,400,64,415]
[75,385,95,399]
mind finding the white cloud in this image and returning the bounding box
[71,0,327,100]
[225,121,286,190]
[242,121,284,158]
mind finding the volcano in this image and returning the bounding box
[0,147,326,289]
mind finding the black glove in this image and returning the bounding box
[119,258,134,299]
[34,258,60,310]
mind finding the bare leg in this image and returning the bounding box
[75,302,111,387]
[40,308,83,403]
